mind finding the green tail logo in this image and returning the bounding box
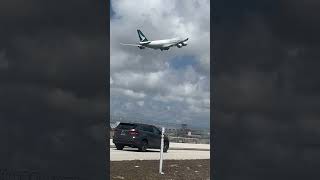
[137,29,148,42]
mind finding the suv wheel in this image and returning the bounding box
[163,141,169,153]
[139,140,148,152]
[115,144,124,150]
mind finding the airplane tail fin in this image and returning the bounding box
[137,29,148,42]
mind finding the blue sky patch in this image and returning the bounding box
[169,55,198,69]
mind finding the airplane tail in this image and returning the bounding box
[137,29,148,42]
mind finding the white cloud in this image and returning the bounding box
[111,87,146,99]
[137,101,144,106]
[110,0,210,127]
[110,77,113,85]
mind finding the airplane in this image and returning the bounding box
[120,29,189,51]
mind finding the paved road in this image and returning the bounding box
[110,147,210,161]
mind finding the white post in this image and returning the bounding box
[159,127,165,174]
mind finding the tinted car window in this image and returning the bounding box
[153,127,161,134]
[116,123,137,130]
[142,125,153,133]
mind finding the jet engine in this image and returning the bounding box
[182,42,187,46]
[177,43,183,48]
[160,47,169,51]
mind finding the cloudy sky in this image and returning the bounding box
[110,0,210,128]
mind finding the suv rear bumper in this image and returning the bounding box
[113,138,141,147]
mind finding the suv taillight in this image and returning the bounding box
[128,129,139,136]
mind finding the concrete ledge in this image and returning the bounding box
[109,139,210,151]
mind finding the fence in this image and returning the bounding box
[168,136,210,144]
[0,169,80,180]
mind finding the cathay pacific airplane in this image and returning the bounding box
[120,29,189,51]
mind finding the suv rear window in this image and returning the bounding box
[141,125,153,133]
[153,127,161,134]
[116,123,137,130]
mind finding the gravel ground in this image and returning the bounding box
[110,159,210,180]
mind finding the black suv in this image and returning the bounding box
[112,122,170,152]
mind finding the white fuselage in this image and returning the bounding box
[121,30,188,51]
[140,37,188,49]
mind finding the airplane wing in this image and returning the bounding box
[120,43,142,47]
[163,38,189,48]
[182,38,189,42]
[176,38,189,44]
[162,43,175,48]
[139,41,151,45]
[172,38,189,48]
